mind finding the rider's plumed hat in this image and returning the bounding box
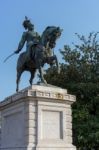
[23,16,34,29]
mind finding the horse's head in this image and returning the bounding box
[41,26,63,49]
[48,27,63,48]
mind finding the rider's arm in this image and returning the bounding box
[15,32,27,53]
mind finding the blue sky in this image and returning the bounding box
[0,0,99,100]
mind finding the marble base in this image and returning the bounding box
[0,84,76,150]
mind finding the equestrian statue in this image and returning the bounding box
[8,17,63,91]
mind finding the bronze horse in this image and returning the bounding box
[16,26,62,91]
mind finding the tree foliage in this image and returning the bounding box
[45,32,99,149]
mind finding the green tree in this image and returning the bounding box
[45,32,99,149]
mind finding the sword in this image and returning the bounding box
[3,52,15,63]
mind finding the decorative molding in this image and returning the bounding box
[0,85,76,108]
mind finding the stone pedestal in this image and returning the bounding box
[0,84,76,150]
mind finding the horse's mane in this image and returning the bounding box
[41,26,58,46]
[41,26,57,38]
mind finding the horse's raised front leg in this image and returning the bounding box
[54,55,60,74]
[48,55,60,74]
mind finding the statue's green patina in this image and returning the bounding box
[15,17,63,92]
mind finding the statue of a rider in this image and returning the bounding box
[15,17,40,60]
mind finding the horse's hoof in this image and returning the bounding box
[44,80,47,85]
[16,88,18,92]
[29,80,33,86]
[40,79,47,85]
